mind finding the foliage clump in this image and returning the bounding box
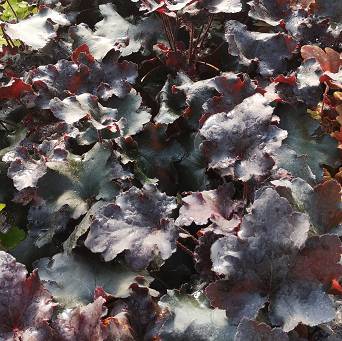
[0,0,341,339]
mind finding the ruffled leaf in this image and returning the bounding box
[276,103,340,180]
[269,280,336,332]
[176,183,243,234]
[0,251,55,340]
[273,178,342,233]
[200,94,287,180]
[84,185,178,269]
[70,3,163,59]
[36,252,155,308]
[206,188,310,324]
[235,319,289,341]
[203,73,257,115]
[4,148,47,191]
[52,297,108,340]
[291,234,342,286]
[225,20,296,77]
[158,291,236,340]
[5,7,70,49]
[27,51,138,107]
[37,142,116,215]
[0,78,32,100]
[301,45,341,73]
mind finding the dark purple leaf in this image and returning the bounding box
[291,235,342,287]
[225,20,296,76]
[176,183,243,234]
[0,78,32,100]
[235,319,289,341]
[0,251,55,340]
[273,178,342,233]
[200,94,287,180]
[194,231,224,281]
[71,3,163,59]
[203,73,257,115]
[4,148,47,191]
[36,252,156,307]
[206,188,310,324]
[314,0,342,23]
[269,280,336,332]
[27,52,138,107]
[275,104,340,180]
[106,283,164,340]
[157,290,236,340]
[52,297,107,340]
[248,0,294,26]
[84,185,178,269]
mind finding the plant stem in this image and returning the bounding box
[188,23,194,64]
[190,24,205,62]
[178,226,199,244]
[160,14,175,51]
[160,14,172,48]
[97,130,103,144]
[196,24,206,45]
[6,0,18,22]
[175,13,179,41]
[204,41,226,59]
[141,65,164,84]
[5,29,16,47]
[191,15,215,67]
[320,82,329,115]
[176,241,194,257]
[243,181,248,205]
[196,14,214,51]
[1,26,14,48]
[196,60,220,74]
[0,119,15,127]
[166,15,176,50]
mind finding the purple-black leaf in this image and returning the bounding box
[225,20,296,77]
[71,3,163,59]
[176,183,243,234]
[206,188,310,325]
[235,319,289,341]
[84,185,178,270]
[158,290,236,340]
[52,297,107,340]
[0,251,55,340]
[36,252,156,308]
[200,94,287,180]
[269,280,336,332]
[273,178,342,233]
[203,73,257,115]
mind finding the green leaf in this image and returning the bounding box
[121,123,184,193]
[0,203,5,212]
[0,0,37,22]
[29,143,129,247]
[36,252,157,308]
[0,226,25,250]
[37,142,118,220]
[277,103,340,180]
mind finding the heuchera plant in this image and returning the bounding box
[0,0,341,340]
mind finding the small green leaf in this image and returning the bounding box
[0,203,5,212]
[0,0,37,22]
[0,226,25,250]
